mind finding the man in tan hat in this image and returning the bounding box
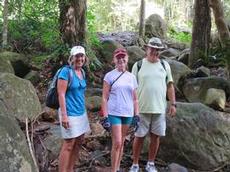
[129,37,176,172]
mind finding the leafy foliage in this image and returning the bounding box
[167,27,192,43]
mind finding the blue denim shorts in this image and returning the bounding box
[108,115,133,125]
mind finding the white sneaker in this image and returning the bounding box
[145,162,158,172]
[129,164,139,172]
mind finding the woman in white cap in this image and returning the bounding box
[57,46,90,172]
[101,48,139,172]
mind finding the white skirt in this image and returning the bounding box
[58,110,91,139]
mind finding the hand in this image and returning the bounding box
[167,105,176,117]
[61,115,70,129]
[132,115,140,132]
[100,117,111,132]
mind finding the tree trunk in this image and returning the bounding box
[209,0,230,47]
[189,0,211,68]
[2,0,9,49]
[139,0,145,38]
[59,0,86,47]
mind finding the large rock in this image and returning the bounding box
[0,114,36,172]
[0,73,41,121]
[100,40,123,63]
[145,14,167,38]
[86,96,102,112]
[144,102,230,170]
[182,77,230,104]
[166,59,192,87]
[204,88,226,110]
[0,57,14,74]
[0,51,30,77]
[126,46,145,70]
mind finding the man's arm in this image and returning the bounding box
[167,82,176,117]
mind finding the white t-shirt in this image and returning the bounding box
[132,58,173,114]
[104,69,138,117]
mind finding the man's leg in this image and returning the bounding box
[132,136,145,164]
[148,133,160,162]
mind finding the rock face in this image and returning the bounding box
[166,59,192,87]
[182,77,230,105]
[204,88,226,110]
[0,57,14,74]
[0,114,36,172]
[0,51,30,77]
[0,73,41,121]
[155,102,230,170]
[100,40,123,63]
[126,46,145,70]
[145,14,167,38]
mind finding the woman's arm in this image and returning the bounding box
[57,79,69,129]
[133,89,139,116]
[101,81,111,117]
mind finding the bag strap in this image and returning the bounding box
[160,59,168,83]
[110,71,125,88]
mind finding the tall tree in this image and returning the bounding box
[2,0,9,49]
[209,0,230,47]
[59,0,87,47]
[139,0,145,38]
[189,0,211,68]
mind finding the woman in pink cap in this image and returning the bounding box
[101,48,139,172]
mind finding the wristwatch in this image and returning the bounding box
[171,103,177,108]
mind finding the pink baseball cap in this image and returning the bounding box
[113,48,128,58]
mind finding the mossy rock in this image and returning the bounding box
[0,57,14,74]
[0,73,41,121]
[0,51,30,77]
[0,113,36,172]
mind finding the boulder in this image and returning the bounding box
[100,40,123,63]
[86,96,102,112]
[166,59,192,87]
[0,57,14,74]
[24,70,40,85]
[204,88,226,110]
[168,163,188,172]
[160,48,181,58]
[177,48,190,65]
[195,66,210,77]
[0,114,36,172]
[126,46,145,70]
[145,14,167,38]
[0,51,30,77]
[0,73,41,121]
[143,102,230,170]
[182,76,230,104]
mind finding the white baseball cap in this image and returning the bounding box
[70,46,86,56]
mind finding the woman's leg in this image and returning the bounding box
[117,124,130,171]
[58,138,76,172]
[111,124,122,172]
[68,134,85,172]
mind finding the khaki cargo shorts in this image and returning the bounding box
[135,113,166,137]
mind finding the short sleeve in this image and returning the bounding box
[165,62,173,84]
[58,67,70,81]
[103,72,112,85]
[132,74,138,89]
[131,62,138,77]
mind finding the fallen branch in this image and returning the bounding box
[26,118,39,172]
